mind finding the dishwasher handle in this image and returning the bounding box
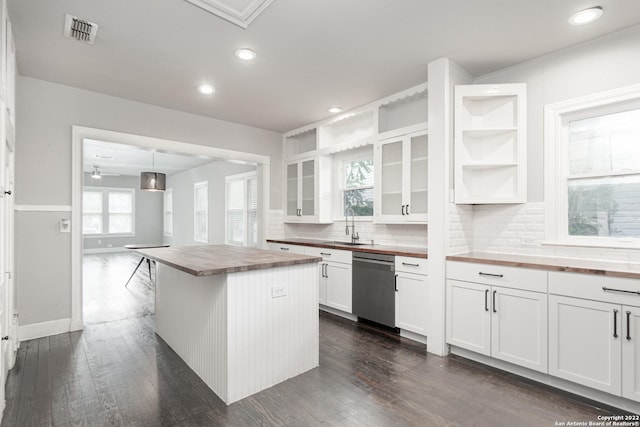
[353,258,394,267]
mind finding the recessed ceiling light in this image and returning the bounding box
[235,48,257,61]
[568,6,603,26]
[198,84,215,95]
[328,107,343,114]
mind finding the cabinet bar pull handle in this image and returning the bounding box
[320,252,331,256]
[401,205,406,215]
[479,272,504,278]
[492,290,497,313]
[614,309,619,338]
[395,274,398,292]
[602,286,640,296]
[280,247,289,251]
[484,289,489,312]
[406,204,410,215]
[402,262,420,267]
[627,311,632,341]
[325,263,328,278]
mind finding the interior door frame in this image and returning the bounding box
[70,126,271,331]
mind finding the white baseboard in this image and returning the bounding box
[18,318,72,341]
[400,329,428,345]
[83,247,126,254]
[319,305,358,322]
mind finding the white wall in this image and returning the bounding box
[453,25,640,262]
[15,76,281,328]
[165,160,256,246]
[82,174,163,251]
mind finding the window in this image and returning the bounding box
[83,190,103,234]
[225,172,257,246]
[194,181,208,243]
[342,154,374,217]
[545,83,640,247]
[164,188,173,236]
[82,187,135,235]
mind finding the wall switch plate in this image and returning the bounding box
[60,218,70,233]
[521,237,538,247]
[271,284,287,299]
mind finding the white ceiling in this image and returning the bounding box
[8,0,640,133]
[83,139,215,176]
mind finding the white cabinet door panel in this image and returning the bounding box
[446,280,491,356]
[396,272,427,335]
[549,295,621,395]
[623,306,640,403]
[325,262,352,313]
[492,288,547,373]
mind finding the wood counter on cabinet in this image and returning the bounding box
[447,251,640,280]
[266,238,428,258]
[135,245,322,405]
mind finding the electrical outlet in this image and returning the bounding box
[60,218,71,233]
[521,237,538,247]
[271,284,287,299]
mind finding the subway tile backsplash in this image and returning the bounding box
[268,210,428,248]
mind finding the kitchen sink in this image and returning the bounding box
[322,240,368,246]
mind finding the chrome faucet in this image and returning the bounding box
[346,208,359,243]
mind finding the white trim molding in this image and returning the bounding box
[18,318,72,341]
[15,204,72,212]
[544,82,640,248]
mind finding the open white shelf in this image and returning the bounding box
[454,83,527,204]
[285,127,317,158]
[378,87,428,139]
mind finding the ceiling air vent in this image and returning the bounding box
[63,14,99,45]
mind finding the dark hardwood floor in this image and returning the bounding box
[2,254,621,426]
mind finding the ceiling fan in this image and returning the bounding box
[90,165,120,179]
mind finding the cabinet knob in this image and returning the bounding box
[3,191,10,195]
[1,336,8,341]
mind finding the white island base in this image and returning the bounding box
[155,262,319,405]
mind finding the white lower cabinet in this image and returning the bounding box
[395,257,428,335]
[549,295,621,395]
[446,261,548,373]
[306,247,352,314]
[267,242,306,254]
[623,306,640,402]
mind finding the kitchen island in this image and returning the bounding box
[135,245,322,405]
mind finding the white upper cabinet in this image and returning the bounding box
[374,130,428,223]
[284,156,332,223]
[454,83,527,204]
[378,87,428,140]
[284,127,317,159]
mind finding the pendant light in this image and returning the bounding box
[140,152,166,191]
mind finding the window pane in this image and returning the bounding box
[195,185,208,210]
[109,191,133,213]
[83,191,102,213]
[227,180,244,210]
[83,213,102,234]
[568,108,640,175]
[109,213,132,234]
[345,159,374,189]
[247,178,257,210]
[344,188,374,217]
[568,175,640,238]
[248,210,257,244]
[228,210,244,244]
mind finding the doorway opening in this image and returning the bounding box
[72,126,270,329]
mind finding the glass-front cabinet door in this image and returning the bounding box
[374,130,428,223]
[300,159,315,216]
[408,132,428,221]
[380,138,404,217]
[286,162,299,217]
[285,158,317,221]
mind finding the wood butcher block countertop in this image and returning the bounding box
[266,238,428,258]
[135,245,322,277]
[447,252,640,280]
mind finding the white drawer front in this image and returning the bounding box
[549,271,640,306]
[447,261,547,293]
[267,243,306,255]
[305,246,352,264]
[396,256,428,275]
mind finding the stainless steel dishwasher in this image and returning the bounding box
[352,252,396,328]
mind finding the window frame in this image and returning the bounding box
[82,186,135,237]
[193,180,209,243]
[544,83,640,248]
[332,146,374,220]
[164,188,173,237]
[225,171,258,246]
